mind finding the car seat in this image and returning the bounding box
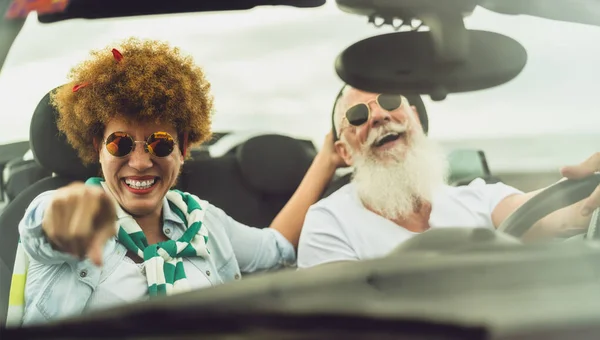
[4,158,52,202]
[179,134,317,227]
[0,90,99,325]
[0,141,31,202]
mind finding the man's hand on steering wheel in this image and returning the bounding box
[496,153,600,240]
[561,152,600,217]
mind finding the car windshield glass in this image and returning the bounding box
[3,2,600,335]
[1,4,598,185]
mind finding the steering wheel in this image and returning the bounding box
[497,173,600,238]
[388,174,600,256]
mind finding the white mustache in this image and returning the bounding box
[365,122,409,147]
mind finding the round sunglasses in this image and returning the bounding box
[105,131,176,158]
[344,94,403,127]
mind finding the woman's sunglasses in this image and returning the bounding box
[344,94,403,127]
[105,131,176,158]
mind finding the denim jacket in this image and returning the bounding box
[18,190,296,325]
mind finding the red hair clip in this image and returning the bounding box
[72,82,90,92]
[73,49,121,93]
[111,48,123,62]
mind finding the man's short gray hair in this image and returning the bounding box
[333,84,352,138]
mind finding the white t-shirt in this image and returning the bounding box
[297,178,522,268]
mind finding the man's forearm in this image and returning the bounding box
[496,182,589,241]
[530,198,589,240]
[269,154,337,248]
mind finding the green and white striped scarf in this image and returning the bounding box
[86,177,211,295]
[6,178,210,326]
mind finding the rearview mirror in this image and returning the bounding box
[334,0,528,100]
[335,30,527,101]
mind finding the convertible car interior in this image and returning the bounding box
[3,0,600,339]
[0,85,499,325]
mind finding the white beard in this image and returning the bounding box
[350,125,448,221]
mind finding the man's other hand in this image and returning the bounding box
[561,152,600,217]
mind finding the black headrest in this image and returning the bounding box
[30,90,99,179]
[407,94,429,134]
[331,85,429,140]
[236,135,315,195]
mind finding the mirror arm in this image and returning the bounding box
[420,11,469,65]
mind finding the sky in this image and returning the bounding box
[1,2,599,172]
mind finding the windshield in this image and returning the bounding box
[1,4,599,179]
[4,2,600,337]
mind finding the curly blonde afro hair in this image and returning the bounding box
[51,37,214,165]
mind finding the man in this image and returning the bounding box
[297,85,599,268]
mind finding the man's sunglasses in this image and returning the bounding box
[344,94,403,127]
[105,131,176,158]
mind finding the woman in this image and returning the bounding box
[14,38,343,325]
